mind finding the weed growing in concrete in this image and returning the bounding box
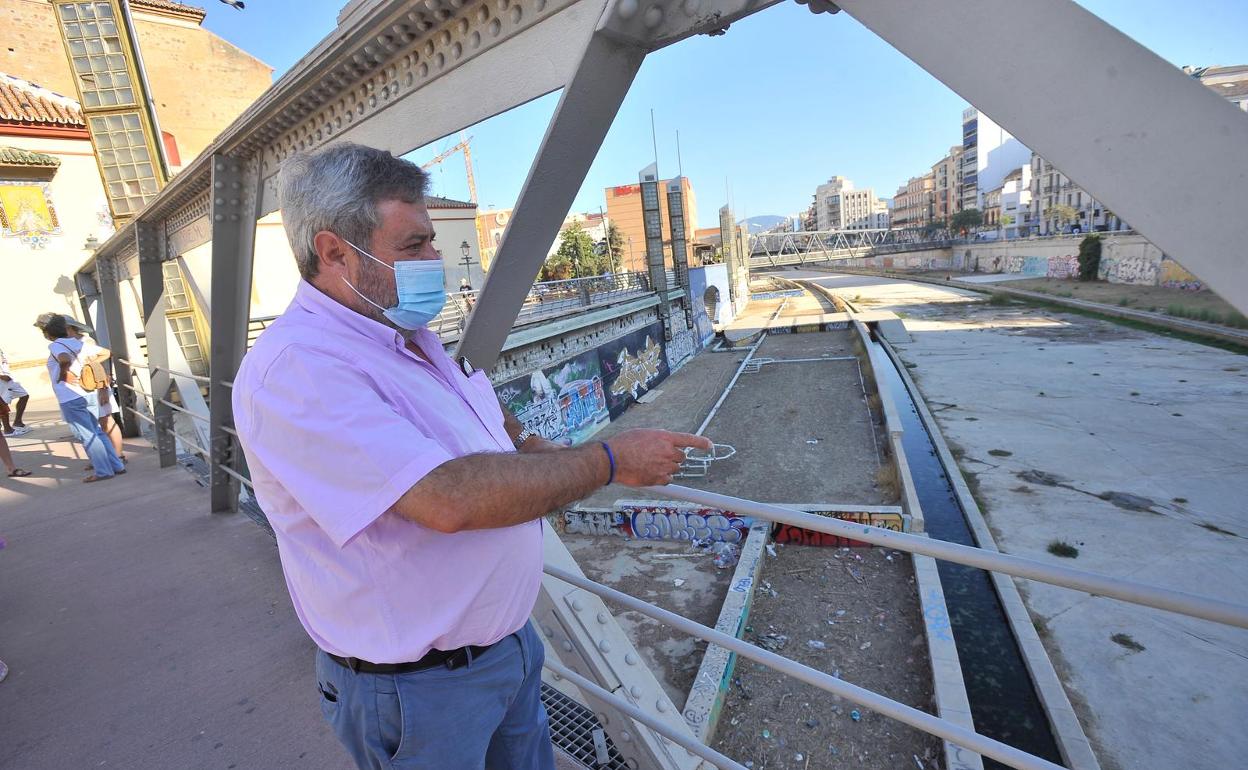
[1047,540,1080,558]
[1110,633,1145,652]
[904,361,918,369]
[988,449,1013,457]
[1117,297,1132,307]
[866,393,883,423]
[875,462,900,501]
[1011,485,1034,495]
[987,293,1012,306]
[1165,303,1248,329]
[1130,391,1140,396]
[1172,497,1188,504]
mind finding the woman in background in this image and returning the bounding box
[40,314,124,483]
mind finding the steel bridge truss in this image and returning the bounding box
[75,1,1248,769]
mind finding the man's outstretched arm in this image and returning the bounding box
[395,429,708,533]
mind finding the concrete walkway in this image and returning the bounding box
[793,272,1248,770]
[0,403,346,769]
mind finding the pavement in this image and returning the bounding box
[788,270,1248,770]
[0,402,589,770]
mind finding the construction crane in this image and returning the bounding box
[420,132,478,204]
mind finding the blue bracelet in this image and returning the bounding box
[600,441,616,486]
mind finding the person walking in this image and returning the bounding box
[232,143,709,770]
[63,317,126,463]
[40,315,125,483]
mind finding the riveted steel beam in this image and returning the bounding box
[207,155,261,513]
[94,258,139,438]
[135,222,176,467]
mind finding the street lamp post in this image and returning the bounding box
[458,240,474,290]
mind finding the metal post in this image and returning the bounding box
[94,258,139,438]
[135,222,176,467]
[207,154,260,513]
[455,34,646,370]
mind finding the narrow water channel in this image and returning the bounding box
[868,333,1064,769]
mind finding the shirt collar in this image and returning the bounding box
[292,279,442,354]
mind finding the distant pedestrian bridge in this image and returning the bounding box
[748,228,954,268]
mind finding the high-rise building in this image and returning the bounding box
[605,175,697,273]
[1184,64,1248,111]
[960,108,1031,212]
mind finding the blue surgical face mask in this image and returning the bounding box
[341,238,446,330]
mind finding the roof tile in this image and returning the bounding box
[0,74,84,128]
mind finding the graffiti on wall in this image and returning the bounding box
[666,328,700,371]
[563,509,626,536]
[597,321,669,418]
[624,502,753,543]
[1046,254,1079,279]
[496,349,610,446]
[563,502,907,547]
[1100,255,1159,285]
[771,509,906,547]
[1021,256,1048,277]
[1159,258,1203,291]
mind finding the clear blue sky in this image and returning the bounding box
[201,0,1247,227]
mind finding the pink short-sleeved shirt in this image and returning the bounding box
[232,280,542,663]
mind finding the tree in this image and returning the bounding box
[950,208,983,236]
[601,221,625,272]
[545,221,599,281]
[1047,203,1078,234]
[1077,235,1102,281]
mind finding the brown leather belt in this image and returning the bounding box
[327,640,498,675]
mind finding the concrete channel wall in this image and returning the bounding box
[875,336,1101,770]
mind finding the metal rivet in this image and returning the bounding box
[215,198,224,205]
[643,5,663,28]
[625,653,638,665]
[214,181,223,189]
[561,640,573,652]
[509,6,521,23]
[598,640,611,653]
[552,672,561,681]
[596,612,608,624]
[541,625,553,637]
[656,700,668,713]
[617,0,638,19]
[214,214,224,222]
[629,686,640,698]
[683,0,701,14]
[230,214,239,221]
[620,731,632,743]
[571,598,584,612]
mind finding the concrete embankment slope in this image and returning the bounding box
[795,270,1248,770]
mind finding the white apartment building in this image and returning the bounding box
[998,165,1032,238]
[960,107,1032,211]
[813,176,884,230]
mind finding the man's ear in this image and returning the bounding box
[313,231,351,276]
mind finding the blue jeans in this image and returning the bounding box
[60,396,124,478]
[315,621,556,770]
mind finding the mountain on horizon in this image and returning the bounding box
[739,214,787,233]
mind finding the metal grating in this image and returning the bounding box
[541,684,631,769]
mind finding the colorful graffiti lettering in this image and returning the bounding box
[611,336,664,400]
[628,507,750,543]
[496,349,610,445]
[1159,258,1203,291]
[771,511,905,547]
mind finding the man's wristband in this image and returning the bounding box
[599,441,615,486]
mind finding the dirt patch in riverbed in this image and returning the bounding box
[711,542,943,770]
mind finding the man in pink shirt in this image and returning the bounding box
[232,143,708,770]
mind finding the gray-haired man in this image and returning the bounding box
[233,142,709,769]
